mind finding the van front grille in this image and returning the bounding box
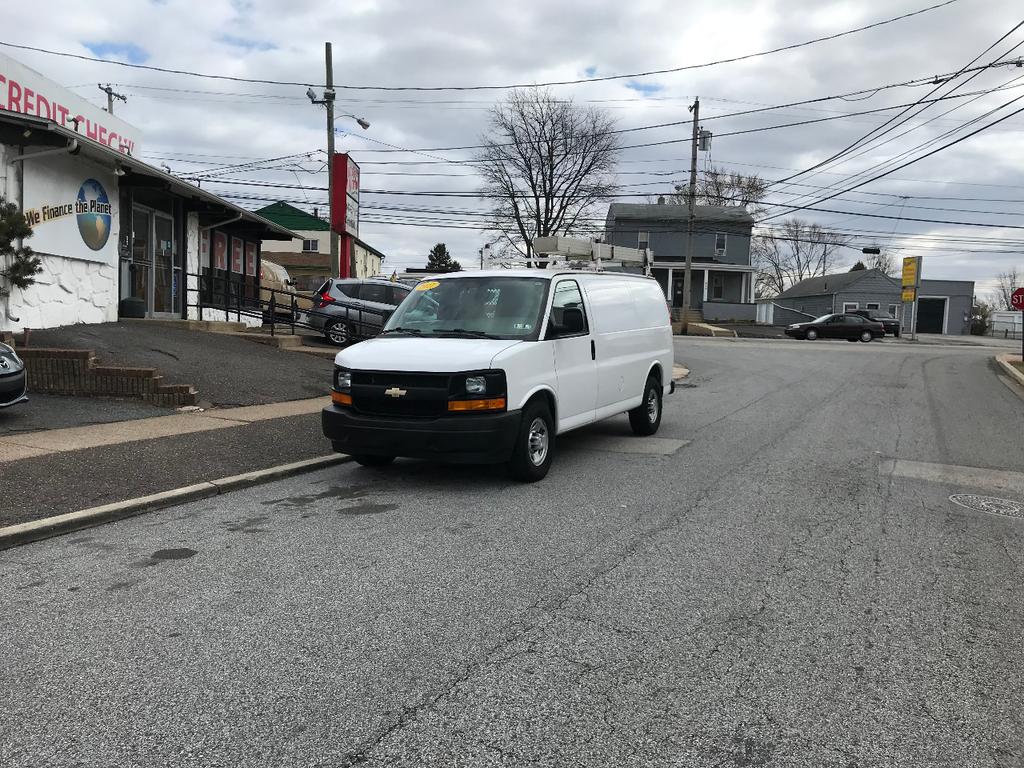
[351,371,451,418]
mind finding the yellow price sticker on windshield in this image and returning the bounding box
[416,280,440,291]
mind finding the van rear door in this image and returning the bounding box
[548,278,597,431]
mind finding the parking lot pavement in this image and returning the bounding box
[2,339,1023,767]
[23,322,334,407]
[0,394,169,435]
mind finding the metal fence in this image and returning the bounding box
[184,271,393,340]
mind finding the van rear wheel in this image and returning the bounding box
[509,400,554,482]
[629,375,663,436]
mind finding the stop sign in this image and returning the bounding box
[1013,287,1024,310]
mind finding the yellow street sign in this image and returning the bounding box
[901,256,919,288]
[902,287,916,303]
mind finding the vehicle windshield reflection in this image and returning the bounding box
[384,277,547,340]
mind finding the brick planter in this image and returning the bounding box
[17,348,197,407]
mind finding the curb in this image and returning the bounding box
[0,454,351,551]
[996,354,1024,388]
[672,364,690,381]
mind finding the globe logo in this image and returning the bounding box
[76,179,112,251]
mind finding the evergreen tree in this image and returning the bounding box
[0,197,42,292]
[848,261,867,272]
[425,243,462,272]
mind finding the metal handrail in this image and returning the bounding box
[182,271,394,341]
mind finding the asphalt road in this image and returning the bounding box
[3,337,1023,767]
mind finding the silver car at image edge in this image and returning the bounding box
[0,342,28,408]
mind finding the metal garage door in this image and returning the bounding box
[917,297,946,334]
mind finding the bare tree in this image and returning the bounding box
[753,218,850,297]
[993,267,1021,309]
[867,250,897,277]
[669,164,769,213]
[476,88,619,263]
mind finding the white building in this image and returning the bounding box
[0,52,294,333]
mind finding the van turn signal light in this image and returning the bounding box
[448,397,506,412]
[331,390,353,406]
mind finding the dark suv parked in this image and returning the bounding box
[306,278,411,345]
[849,308,900,336]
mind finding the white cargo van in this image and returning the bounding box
[321,270,674,481]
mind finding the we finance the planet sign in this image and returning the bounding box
[24,178,113,252]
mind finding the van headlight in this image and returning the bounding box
[335,369,352,391]
[465,375,487,395]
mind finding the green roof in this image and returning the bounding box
[255,201,329,232]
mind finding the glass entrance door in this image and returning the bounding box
[153,214,175,315]
[129,208,150,306]
[126,207,179,318]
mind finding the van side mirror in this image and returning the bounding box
[549,307,585,337]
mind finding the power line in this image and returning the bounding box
[0,2,960,91]
[768,19,1024,194]
[758,96,1024,224]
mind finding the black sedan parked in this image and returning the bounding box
[849,308,901,336]
[785,313,886,342]
[0,342,28,407]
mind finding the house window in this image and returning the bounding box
[888,304,898,318]
[866,302,880,310]
[843,302,858,312]
[711,274,724,300]
[638,232,649,251]
[302,239,320,252]
[715,233,727,255]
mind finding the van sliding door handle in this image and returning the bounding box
[591,340,596,360]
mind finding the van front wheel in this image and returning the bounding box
[629,375,663,436]
[509,400,554,482]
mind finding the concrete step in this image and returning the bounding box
[120,318,250,334]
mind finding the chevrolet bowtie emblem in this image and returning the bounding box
[384,387,407,398]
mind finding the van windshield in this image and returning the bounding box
[383,276,547,340]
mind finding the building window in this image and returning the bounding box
[888,304,898,318]
[715,233,727,255]
[843,302,858,312]
[866,302,880,310]
[711,274,724,300]
[302,239,320,252]
[638,232,649,251]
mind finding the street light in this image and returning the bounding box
[307,53,371,278]
[336,113,371,130]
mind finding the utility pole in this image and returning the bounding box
[680,97,700,333]
[323,43,341,278]
[98,84,126,115]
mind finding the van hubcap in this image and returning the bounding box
[647,389,659,423]
[527,418,549,466]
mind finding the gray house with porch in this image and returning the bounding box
[604,202,757,322]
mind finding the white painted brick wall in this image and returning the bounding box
[3,253,118,332]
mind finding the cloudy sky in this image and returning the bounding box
[10,0,1024,294]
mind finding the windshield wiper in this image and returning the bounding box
[380,327,424,336]
[430,328,501,339]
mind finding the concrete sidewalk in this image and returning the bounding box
[0,397,327,463]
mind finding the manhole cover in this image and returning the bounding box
[948,494,1024,520]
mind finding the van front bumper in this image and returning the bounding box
[322,405,522,464]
